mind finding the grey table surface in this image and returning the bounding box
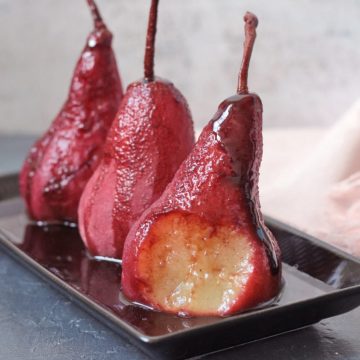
[0,135,359,360]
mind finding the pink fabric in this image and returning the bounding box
[318,172,360,256]
[261,98,360,257]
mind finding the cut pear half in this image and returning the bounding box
[137,212,256,316]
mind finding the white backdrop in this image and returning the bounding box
[0,0,359,134]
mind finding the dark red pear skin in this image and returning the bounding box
[19,23,123,223]
[121,93,281,317]
[78,77,195,258]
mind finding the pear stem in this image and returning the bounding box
[237,12,258,94]
[86,0,105,29]
[144,0,159,81]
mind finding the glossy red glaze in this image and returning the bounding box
[121,93,281,316]
[78,77,195,258]
[19,21,123,222]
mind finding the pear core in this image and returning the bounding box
[137,212,255,315]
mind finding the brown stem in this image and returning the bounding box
[237,12,258,94]
[86,0,105,29]
[144,0,159,81]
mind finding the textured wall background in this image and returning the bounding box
[0,0,359,134]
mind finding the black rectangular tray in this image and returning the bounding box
[0,195,360,359]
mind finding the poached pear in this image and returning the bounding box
[121,12,281,317]
[20,0,123,223]
[78,0,195,258]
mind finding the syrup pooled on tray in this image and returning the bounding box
[19,224,220,335]
[18,223,284,334]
